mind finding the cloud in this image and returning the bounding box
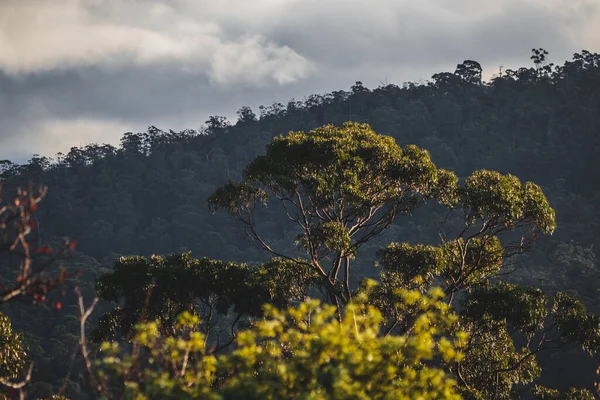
[263,0,598,75]
[209,35,314,86]
[0,0,313,86]
[3,0,597,75]
[0,0,598,160]
[0,0,212,71]
[2,117,135,163]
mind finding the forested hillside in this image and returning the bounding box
[1,49,600,399]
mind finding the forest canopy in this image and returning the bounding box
[0,49,599,399]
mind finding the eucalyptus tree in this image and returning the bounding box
[209,122,457,310]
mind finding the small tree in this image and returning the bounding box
[0,184,75,397]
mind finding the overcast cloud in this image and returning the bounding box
[0,0,598,161]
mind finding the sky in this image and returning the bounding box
[0,0,598,162]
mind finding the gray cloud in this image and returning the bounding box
[0,0,598,160]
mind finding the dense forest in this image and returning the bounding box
[1,48,600,399]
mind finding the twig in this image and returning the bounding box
[76,289,102,395]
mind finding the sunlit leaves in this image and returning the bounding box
[241,122,453,211]
[531,385,595,400]
[100,288,464,400]
[99,312,217,400]
[0,313,25,380]
[376,237,505,294]
[434,169,460,207]
[442,237,504,289]
[208,122,459,304]
[376,243,443,290]
[207,181,267,215]
[457,327,541,400]
[244,122,408,208]
[522,182,557,234]
[221,290,462,399]
[459,170,556,234]
[296,221,352,255]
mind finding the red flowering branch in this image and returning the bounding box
[0,184,76,305]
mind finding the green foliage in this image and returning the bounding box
[208,122,458,306]
[0,312,25,380]
[374,236,505,296]
[442,237,505,290]
[99,287,465,400]
[205,119,583,399]
[458,326,541,400]
[100,312,217,400]
[366,189,596,400]
[551,292,600,354]
[376,243,443,290]
[240,122,455,210]
[462,282,547,334]
[207,181,268,215]
[93,253,320,342]
[434,169,460,207]
[531,385,595,400]
[297,221,352,255]
[455,283,600,398]
[208,121,459,238]
[459,170,556,234]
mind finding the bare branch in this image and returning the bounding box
[75,288,103,395]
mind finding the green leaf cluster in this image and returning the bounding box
[93,253,320,342]
[0,312,25,380]
[99,288,464,400]
[460,170,556,234]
